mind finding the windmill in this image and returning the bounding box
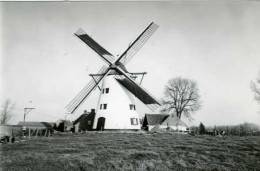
[66,22,160,130]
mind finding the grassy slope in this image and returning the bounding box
[1,133,260,171]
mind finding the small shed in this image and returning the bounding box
[142,114,189,132]
[73,109,96,132]
[142,114,169,131]
[17,121,54,136]
[0,125,23,138]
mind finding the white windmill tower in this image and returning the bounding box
[66,22,160,130]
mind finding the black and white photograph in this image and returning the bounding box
[1,1,260,170]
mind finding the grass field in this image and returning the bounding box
[1,132,260,171]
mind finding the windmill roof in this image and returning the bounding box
[161,117,188,127]
[145,114,169,125]
[17,122,53,129]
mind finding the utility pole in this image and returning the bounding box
[23,107,35,122]
[23,107,35,137]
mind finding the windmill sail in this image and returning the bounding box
[66,65,109,113]
[116,22,159,65]
[67,22,160,114]
[115,76,160,104]
[114,71,160,111]
[75,28,115,65]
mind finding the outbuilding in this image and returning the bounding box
[160,116,189,132]
[73,109,96,132]
[142,114,189,132]
[142,114,169,131]
[17,121,54,136]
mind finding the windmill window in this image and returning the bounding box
[103,104,107,110]
[130,118,138,125]
[102,89,105,94]
[129,104,136,110]
[105,88,109,94]
[100,104,107,110]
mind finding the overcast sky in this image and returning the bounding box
[1,1,260,126]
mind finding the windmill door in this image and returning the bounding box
[97,117,105,131]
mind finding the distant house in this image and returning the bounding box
[142,114,189,132]
[73,109,96,132]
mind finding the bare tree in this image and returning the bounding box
[251,74,260,103]
[161,77,201,119]
[0,100,14,124]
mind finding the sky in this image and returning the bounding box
[1,1,260,126]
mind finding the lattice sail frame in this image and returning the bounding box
[66,65,109,113]
[118,22,159,66]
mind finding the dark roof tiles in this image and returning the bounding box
[145,114,169,125]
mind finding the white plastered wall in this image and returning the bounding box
[93,75,141,130]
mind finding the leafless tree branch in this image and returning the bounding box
[161,77,201,119]
[0,99,14,124]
